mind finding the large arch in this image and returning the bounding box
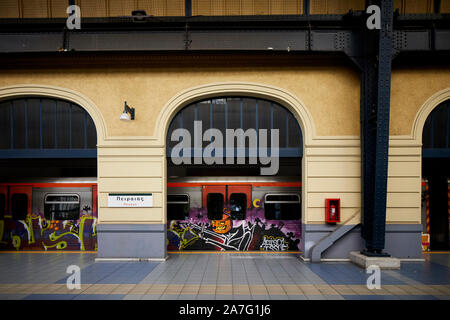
[0,84,104,252]
[159,82,313,252]
[0,84,107,144]
[412,87,450,251]
[154,82,316,146]
[412,87,450,144]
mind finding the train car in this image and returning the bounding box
[167,176,302,252]
[0,178,97,251]
[1,176,302,252]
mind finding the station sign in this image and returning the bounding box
[108,194,153,207]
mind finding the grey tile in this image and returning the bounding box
[123,294,144,300]
[232,294,253,300]
[159,294,179,300]
[197,294,216,300]
[306,295,326,300]
[215,294,233,300]
[177,294,198,300]
[287,295,307,300]
[140,294,162,300]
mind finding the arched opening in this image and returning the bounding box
[421,99,450,251]
[165,96,303,252]
[0,96,98,251]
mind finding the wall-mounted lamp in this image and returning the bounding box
[120,101,135,121]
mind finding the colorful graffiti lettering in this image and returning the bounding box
[260,235,289,251]
[0,211,97,251]
[167,205,301,252]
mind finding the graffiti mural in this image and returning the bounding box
[167,206,301,252]
[0,210,97,251]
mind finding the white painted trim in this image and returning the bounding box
[153,81,317,146]
[411,87,450,144]
[0,84,107,144]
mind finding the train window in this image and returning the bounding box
[207,193,224,220]
[11,193,28,220]
[44,194,80,220]
[230,193,246,220]
[264,193,301,220]
[167,194,190,220]
[0,194,5,219]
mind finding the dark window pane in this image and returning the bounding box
[230,193,246,220]
[227,98,241,129]
[212,99,226,134]
[265,203,301,220]
[266,194,300,202]
[167,113,182,149]
[27,99,41,149]
[168,194,189,203]
[0,193,5,219]
[288,115,302,148]
[12,100,26,149]
[422,115,433,148]
[44,193,80,220]
[56,101,70,148]
[11,193,28,220]
[197,101,211,132]
[167,195,190,220]
[258,100,271,132]
[42,99,55,148]
[272,104,287,148]
[242,98,256,132]
[264,194,301,220]
[71,105,85,148]
[181,106,196,148]
[44,204,80,220]
[86,116,97,149]
[207,193,224,220]
[0,102,11,149]
[432,105,447,148]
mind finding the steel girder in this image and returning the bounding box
[359,0,394,256]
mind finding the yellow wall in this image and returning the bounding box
[1,0,445,18]
[192,0,303,16]
[0,64,361,138]
[390,67,450,136]
[1,60,449,227]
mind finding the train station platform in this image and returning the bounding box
[0,252,449,300]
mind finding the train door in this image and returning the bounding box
[202,185,251,220]
[8,186,32,221]
[228,185,251,220]
[202,185,226,220]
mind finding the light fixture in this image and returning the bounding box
[120,101,135,121]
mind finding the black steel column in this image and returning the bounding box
[360,0,394,256]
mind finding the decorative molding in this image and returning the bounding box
[411,87,450,144]
[0,84,107,144]
[153,81,317,147]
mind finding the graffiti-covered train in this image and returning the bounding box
[0,178,98,251]
[0,176,302,252]
[167,176,302,252]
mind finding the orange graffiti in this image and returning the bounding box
[211,211,232,234]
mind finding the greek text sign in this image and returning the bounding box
[108,194,153,207]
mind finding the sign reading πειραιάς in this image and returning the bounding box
[107,194,152,207]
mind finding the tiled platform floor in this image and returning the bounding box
[0,252,449,300]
